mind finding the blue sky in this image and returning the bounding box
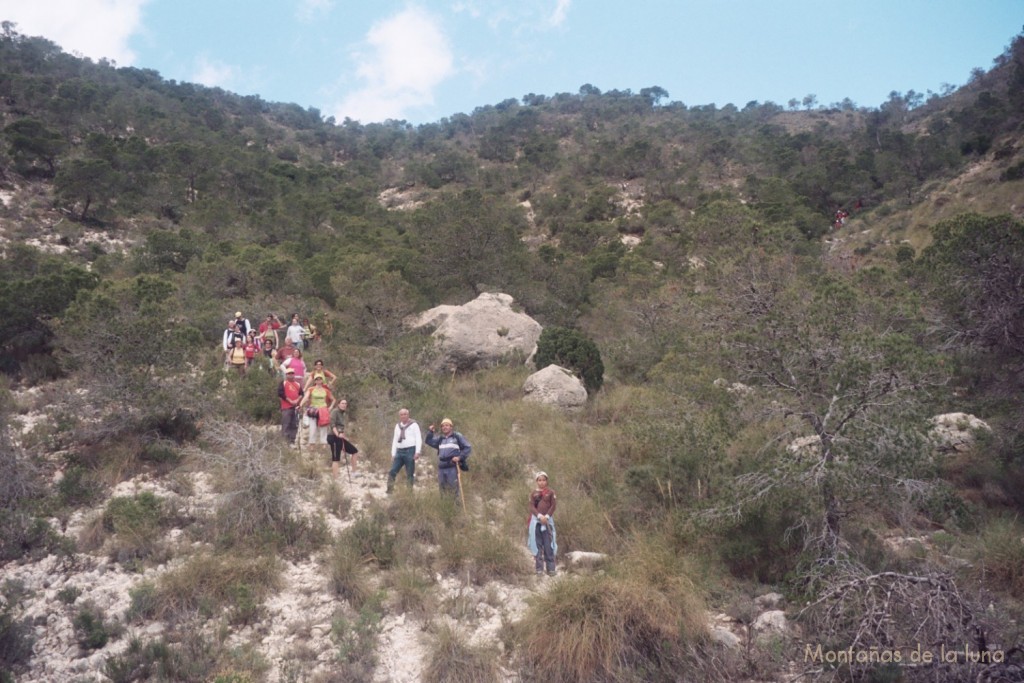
[1,0,1021,124]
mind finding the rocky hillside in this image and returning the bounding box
[3,25,1024,683]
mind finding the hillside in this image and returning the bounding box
[2,25,1024,683]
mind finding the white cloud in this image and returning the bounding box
[296,0,333,22]
[548,0,571,27]
[0,0,147,65]
[451,0,569,31]
[331,7,455,123]
[191,57,237,89]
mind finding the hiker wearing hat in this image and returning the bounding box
[387,408,422,493]
[425,418,471,498]
[233,311,252,338]
[278,365,304,445]
[528,472,558,577]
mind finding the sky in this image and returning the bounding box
[1,1,1021,125]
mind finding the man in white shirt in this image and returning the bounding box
[387,408,422,493]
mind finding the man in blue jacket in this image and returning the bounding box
[425,418,471,499]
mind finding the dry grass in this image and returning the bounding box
[976,516,1024,597]
[516,551,708,683]
[422,623,501,683]
[133,552,281,625]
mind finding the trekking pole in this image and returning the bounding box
[341,436,352,483]
[456,463,466,511]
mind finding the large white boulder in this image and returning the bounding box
[929,412,991,453]
[523,365,588,411]
[409,293,542,371]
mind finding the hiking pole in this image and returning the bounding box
[456,462,466,511]
[341,435,351,483]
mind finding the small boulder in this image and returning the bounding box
[709,626,742,649]
[752,610,789,641]
[523,365,588,411]
[565,551,608,570]
[754,592,784,610]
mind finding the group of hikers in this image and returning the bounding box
[222,311,320,376]
[232,310,558,576]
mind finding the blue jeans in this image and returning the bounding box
[387,447,416,491]
[535,524,555,573]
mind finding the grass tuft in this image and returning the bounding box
[422,623,501,683]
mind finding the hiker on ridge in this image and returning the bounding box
[528,471,558,577]
[327,398,359,479]
[425,418,471,498]
[278,366,303,445]
[387,408,422,493]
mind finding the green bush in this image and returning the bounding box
[74,602,118,650]
[332,595,384,680]
[533,326,604,393]
[0,601,34,678]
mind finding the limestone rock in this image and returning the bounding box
[409,293,542,371]
[564,551,608,570]
[752,610,789,641]
[754,592,784,610]
[523,365,588,411]
[709,626,742,649]
[929,412,991,453]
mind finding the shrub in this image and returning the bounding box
[347,508,397,569]
[95,491,178,568]
[533,326,604,393]
[0,601,34,678]
[517,571,705,683]
[331,595,384,681]
[326,540,374,611]
[56,585,81,605]
[976,517,1024,597]
[138,554,281,624]
[423,623,500,683]
[74,602,119,650]
[384,567,435,618]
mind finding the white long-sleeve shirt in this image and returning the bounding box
[391,420,422,457]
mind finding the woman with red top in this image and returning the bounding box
[528,471,558,577]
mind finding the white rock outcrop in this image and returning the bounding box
[523,365,588,411]
[929,412,991,453]
[409,293,542,371]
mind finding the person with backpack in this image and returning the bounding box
[233,311,252,337]
[387,408,422,493]
[222,320,244,367]
[227,338,247,375]
[278,366,303,445]
[528,471,558,577]
[425,418,471,498]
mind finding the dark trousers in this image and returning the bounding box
[281,408,297,444]
[327,434,357,462]
[387,446,416,491]
[534,524,555,573]
[438,466,460,498]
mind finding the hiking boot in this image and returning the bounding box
[547,570,557,577]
